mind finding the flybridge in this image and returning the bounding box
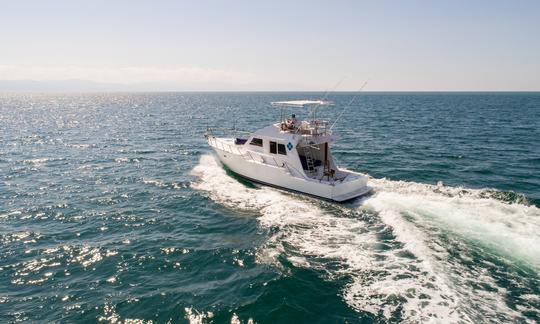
[271,99,332,136]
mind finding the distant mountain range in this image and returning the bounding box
[0,79,136,92]
[0,79,310,92]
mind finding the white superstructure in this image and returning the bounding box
[205,100,371,202]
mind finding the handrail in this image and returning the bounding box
[208,136,240,155]
[207,126,252,136]
[283,162,311,180]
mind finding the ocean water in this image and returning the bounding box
[0,92,539,323]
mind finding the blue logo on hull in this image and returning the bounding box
[287,142,293,151]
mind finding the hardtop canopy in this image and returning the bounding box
[271,100,331,108]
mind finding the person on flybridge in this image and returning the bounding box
[283,113,298,131]
[291,113,297,125]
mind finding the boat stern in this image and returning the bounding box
[331,173,372,202]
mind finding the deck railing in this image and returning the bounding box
[300,120,330,136]
[206,135,244,156]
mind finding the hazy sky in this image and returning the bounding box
[1,0,539,91]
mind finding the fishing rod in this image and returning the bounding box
[312,76,346,120]
[321,76,346,101]
[329,79,369,131]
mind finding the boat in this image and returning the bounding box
[204,100,371,202]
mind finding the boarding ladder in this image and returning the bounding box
[302,146,316,175]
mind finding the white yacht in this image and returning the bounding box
[205,100,371,202]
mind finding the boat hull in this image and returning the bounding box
[211,146,371,202]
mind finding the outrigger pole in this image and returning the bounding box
[329,79,369,131]
[312,76,346,121]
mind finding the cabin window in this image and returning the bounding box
[269,141,287,155]
[250,138,263,147]
[269,141,277,154]
[277,143,287,155]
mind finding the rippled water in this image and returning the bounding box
[1,92,539,323]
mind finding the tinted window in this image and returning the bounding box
[277,143,287,155]
[250,138,263,147]
[269,141,277,154]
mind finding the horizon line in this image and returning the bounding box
[1,90,540,94]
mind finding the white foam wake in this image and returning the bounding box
[190,155,539,322]
[361,178,540,322]
[366,178,540,270]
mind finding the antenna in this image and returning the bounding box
[329,79,369,131]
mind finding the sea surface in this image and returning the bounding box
[1,92,539,323]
